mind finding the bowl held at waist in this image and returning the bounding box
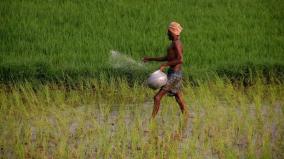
[147,70,168,89]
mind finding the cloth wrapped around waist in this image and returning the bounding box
[162,69,183,96]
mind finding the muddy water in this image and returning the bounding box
[4,100,282,159]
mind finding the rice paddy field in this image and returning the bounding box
[0,78,283,158]
[0,0,283,82]
[1,0,284,159]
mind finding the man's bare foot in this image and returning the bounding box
[171,131,182,140]
[183,109,189,119]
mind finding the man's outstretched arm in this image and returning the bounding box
[143,56,167,62]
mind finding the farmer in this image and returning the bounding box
[143,22,188,119]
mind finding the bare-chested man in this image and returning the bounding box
[143,22,188,119]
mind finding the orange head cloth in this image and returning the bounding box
[168,22,183,36]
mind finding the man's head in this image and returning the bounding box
[167,22,183,40]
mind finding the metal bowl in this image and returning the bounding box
[147,70,168,89]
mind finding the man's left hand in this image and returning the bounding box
[159,64,167,72]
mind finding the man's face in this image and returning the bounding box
[167,30,173,40]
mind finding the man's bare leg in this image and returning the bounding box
[174,91,189,116]
[152,89,168,118]
[174,91,189,138]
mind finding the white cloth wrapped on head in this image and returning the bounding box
[168,22,183,36]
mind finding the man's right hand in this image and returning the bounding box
[143,57,150,62]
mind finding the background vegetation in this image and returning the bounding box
[0,0,283,83]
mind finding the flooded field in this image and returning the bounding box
[0,79,283,158]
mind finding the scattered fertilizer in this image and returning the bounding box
[109,50,145,69]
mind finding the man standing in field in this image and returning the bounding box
[143,22,188,119]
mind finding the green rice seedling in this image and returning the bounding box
[0,77,283,158]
